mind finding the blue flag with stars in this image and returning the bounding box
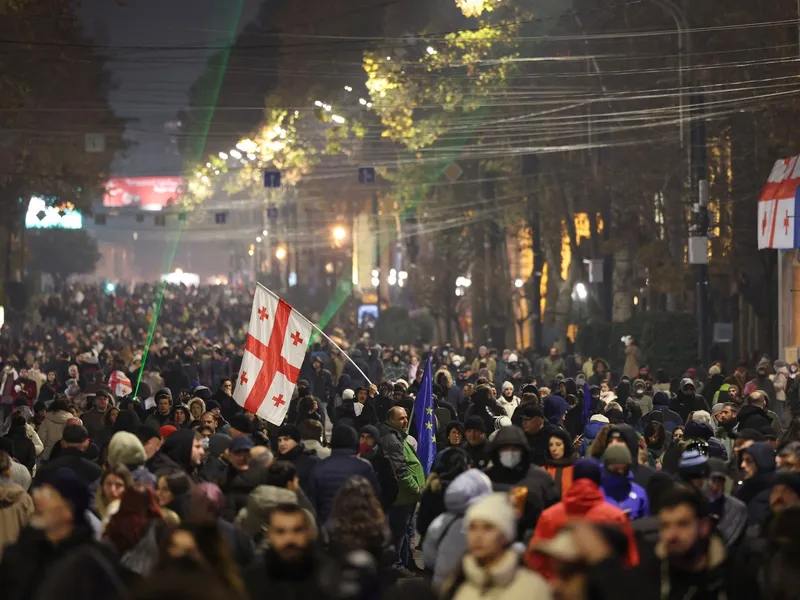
[412,354,437,477]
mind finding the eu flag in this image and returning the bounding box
[412,354,437,477]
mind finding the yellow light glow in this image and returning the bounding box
[332,226,347,242]
[275,246,287,261]
[174,268,183,274]
[456,0,488,17]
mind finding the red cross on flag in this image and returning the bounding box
[758,154,800,249]
[108,371,132,398]
[233,284,313,425]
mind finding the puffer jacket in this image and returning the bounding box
[307,448,380,525]
[600,469,649,520]
[422,470,493,590]
[38,409,73,459]
[525,478,639,580]
[0,480,34,559]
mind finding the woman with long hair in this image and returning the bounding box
[95,465,134,523]
[155,470,193,523]
[103,484,166,579]
[156,520,247,598]
[37,371,60,404]
[93,406,120,450]
[325,476,392,568]
[643,420,667,469]
[544,428,578,497]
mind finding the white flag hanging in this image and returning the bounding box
[233,285,313,425]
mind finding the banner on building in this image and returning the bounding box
[759,155,800,249]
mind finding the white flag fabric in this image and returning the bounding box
[108,371,132,399]
[233,285,313,425]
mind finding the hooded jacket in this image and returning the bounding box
[543,428,577,497]
[639,392,683,433]
[422,470,493,590]
[735,405,773,432]
[162,429,199,476]
[670,380,710,421]
[278,442,321,498]
[525,478,639,580]
[484,426,560,537]
[307,448,380,525]
[733,442,776,526]
[38,409,72,460]
[601,468,649,520]
[0,479,34,558]
[616,423,656,489]
[581,414,609,456]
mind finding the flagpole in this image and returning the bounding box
[256,283,373,387]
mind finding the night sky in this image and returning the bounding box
[80,0,263,177]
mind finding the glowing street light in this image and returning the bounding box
[218,151,228,160]
[332,226,347,242]
[426,46,437,55]
[574,282,588,300]
[331,114,346,124]
[256,236,262,243]
[515,278,524,288]
[275,246,287,261]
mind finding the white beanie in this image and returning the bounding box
[502,381,514,392]
[464,492,516,543]
[342,389,355,401]
[508,353,518,363]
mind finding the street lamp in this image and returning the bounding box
[573,282,588,301]
[332,226,347,242]
[275,246,287,261]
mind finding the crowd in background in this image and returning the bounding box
[0,283,799,600]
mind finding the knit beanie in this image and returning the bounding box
[359,425,380,442]
[678,447,710,481]
[278,424,301,443]
[108,431,147,469]
[573,457,603,485]
[603,444,633,467]
[464,492,516,543]
[331,424,359,451]
[464,416,486,434]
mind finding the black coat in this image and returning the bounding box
[360,444,398,509]
[4,428,36,474]
[307,448,380,525]
[279,443,320,497]
[34,447,102,488]
[670,391,710,422]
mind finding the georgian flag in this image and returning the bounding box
[758,155,800,250]
[233,284,313,425]
[109,371,132,398]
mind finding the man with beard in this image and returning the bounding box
[243,504,377,600]
[715,402,738,464]
[733,442,777,526]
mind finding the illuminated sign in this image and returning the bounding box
[103,177,184,210]
[25,196,83,229]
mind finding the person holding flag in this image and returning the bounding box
[411,355,437,478]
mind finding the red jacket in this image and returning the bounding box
[11,378,37,407]
[525,478,639,580]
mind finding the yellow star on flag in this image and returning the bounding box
[432,434,436,442]
[426,407,433,415]
[425,421,433,430]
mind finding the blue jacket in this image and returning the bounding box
[307,448,381,525]
[600,470,649,520]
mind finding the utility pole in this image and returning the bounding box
[522,154,543,352]
[688,92,710,364]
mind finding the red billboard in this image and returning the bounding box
[103,177,184,209]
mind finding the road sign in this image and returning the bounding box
[264,171,281,188]
[85,133,105,153]
[443,162,463,182]
[358,167,376,184]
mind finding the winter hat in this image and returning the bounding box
[395,379,409,390]
[159,425,177,438]
[653,391,670,407]
[711,403,725,417]
[62,424,89,444]
[678,447,710,481]
[235,485,299,537]
[502,381,514,393]
[774,472,800,498]
[589,413,610,424]
[603,445,633,467]
[208,433,233,457]
[230,414,253,435]
[43,468,90,523]
[359,425,380,442]
[230,436,254,453]
[507,353,518,364]
[192,386,212,401]
[685,420,714,442]
[342,389,355,401]
[108,431,147,469]
[521,384,539,397]
[277,424,301,443]
[464,492,516,543]
[464,416,487,434]
[444,469,493,510]
[520,403,545,420]
[708,365,722,377]
[573,457,603,485]
[154,388,172,402]
[205,399,221,412]
[331,424,359,451]
[605,408,624,424]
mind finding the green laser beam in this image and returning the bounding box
[134,1,245,397]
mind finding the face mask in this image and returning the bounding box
[499,450,522,469]
[358,443,372,455]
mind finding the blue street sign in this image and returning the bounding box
[267,206,279,220]
[358,167,376,184]
[264,171,281,188]
[214,212,227,224]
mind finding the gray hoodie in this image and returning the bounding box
[422,469,493,590]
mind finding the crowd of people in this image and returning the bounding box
[0,282,799,600]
